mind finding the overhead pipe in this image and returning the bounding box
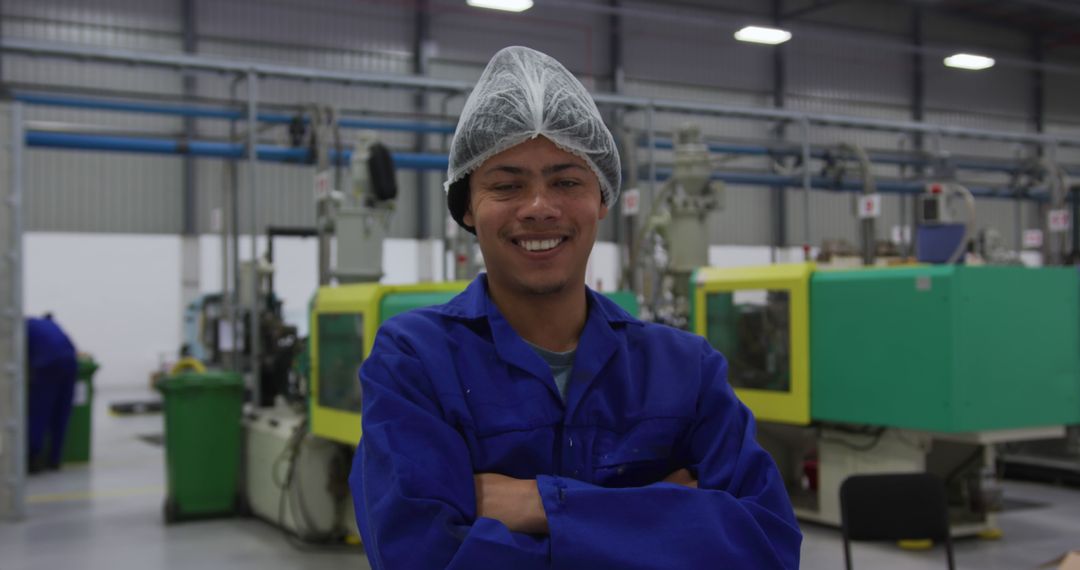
[6,39,1080,148]
[26,129,1048,199]
[12,94,1060,174]
[14,92,457,134]
[647,167,1050,201]
[25,129,1051,200]
[24,131,449,169]
[0,38,474,92]
[644,137,1080,177]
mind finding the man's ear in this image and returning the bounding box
[598,201,609,221]
[463,207,475,228]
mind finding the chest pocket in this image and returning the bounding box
[592,417,691,488]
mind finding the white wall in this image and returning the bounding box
[23,233,181,388]
[198,234,445,336]
[24,232,453,387]
[708,245,819,268]
[586,241,621,292]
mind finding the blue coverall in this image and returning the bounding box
[350,275,802,569]
[26,317,78,468]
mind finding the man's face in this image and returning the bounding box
[464,136,608,297]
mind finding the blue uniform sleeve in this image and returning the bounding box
[349,328,550,570]
[536,341,802,569]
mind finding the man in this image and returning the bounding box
[26,313,79,472]
[349,46,801,569]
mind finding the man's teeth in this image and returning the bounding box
[519,238,562,252]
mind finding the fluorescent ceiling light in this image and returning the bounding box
[944,53,995,70]
[734,26,792,45]
[466,0,534,12]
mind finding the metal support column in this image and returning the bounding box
[179,0,200,343]
[609,0,625,247]
[2,102,26,521]
[246,71,261,405]
[909,5,925,258]
[800,118,812,260]
[413,0,435,280]
[414,0,431,242]
[770,0,788,263]
[1027,35,1046,253]
[225,76,243,372]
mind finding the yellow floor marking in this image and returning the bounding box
[28,485,164,504]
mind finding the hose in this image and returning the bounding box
[945,184,977,265]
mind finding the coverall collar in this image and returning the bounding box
[440,274,637,410]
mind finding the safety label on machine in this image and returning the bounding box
[622,188,640,216]
[891,225,911,244]
[857,194,881,219]
[1048,209,1071,233]
[1023,229,1044,248]
[313,170,333,201]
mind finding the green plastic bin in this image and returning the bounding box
[61,357,98,464]
[159,371,244,523]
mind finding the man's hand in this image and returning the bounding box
[662,468,699,489]
[474,473,549,534]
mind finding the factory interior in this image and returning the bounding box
[3,0,1080,568]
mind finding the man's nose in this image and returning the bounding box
[518,183,560,222]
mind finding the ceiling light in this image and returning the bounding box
[943,53,995,71]
[466,0,534,12]
[734,26,792,46]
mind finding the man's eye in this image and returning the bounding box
[555,179,581,188]
[492,184,518,192]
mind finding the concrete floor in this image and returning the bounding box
[2,386,1078,569]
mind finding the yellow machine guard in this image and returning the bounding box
[693,263,813,425]
[309,281,468,445]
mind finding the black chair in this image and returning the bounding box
[839,472,956,570]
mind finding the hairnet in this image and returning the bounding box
[444,46,621,232]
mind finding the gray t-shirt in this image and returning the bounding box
[525,341,576,400]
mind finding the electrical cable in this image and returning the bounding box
[270,415,356,552]
[818,425,887,452]
[945,183,977,265]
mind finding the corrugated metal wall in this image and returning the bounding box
[2,0,1076,249]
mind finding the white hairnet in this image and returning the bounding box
[444,46,621,232]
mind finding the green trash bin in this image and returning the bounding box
[158,371,244,523]
[61,357,98,464]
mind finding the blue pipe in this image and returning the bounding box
[16,92,245,120]
[23,130,1034,197]
[645,137,1077,176]
[648,167,1045,201]
[25,131,450,170]
[15,91,457,135]
[252,111,456,134]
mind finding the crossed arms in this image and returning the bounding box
[350,334,802,569]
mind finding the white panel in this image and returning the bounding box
[23,232,182,388]
[707,245,817,267]
[586,241,620,292]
